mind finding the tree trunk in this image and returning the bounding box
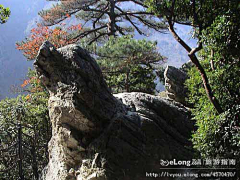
[18,123,24,180]
[125,71,130,92]
[108,0,116,36]
[168,22,223,114]
[188,53,223,113]
[210,49,215,71]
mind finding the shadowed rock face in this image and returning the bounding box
[35,42,195,180]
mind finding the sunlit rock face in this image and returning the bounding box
[164,65,189,106]
[35,42,194,180]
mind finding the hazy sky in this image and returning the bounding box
[0,0,197,99]
[0,0,48,99]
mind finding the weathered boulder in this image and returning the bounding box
[164,66,188,106]
[35,42,195,180]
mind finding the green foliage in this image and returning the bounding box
[0,4,10,24]
[201,12,240,62]
[185,4,240,168]
[146,0,240,168]
[145,0,191,22]
[105,65,156,94]
[39,0,166,43]
[186,59,240,163]
[146,0,240,39]
[0,69,50,179]
[91,36,165,94]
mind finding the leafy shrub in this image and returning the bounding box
[184,6,240,173]
[0,69,51,179]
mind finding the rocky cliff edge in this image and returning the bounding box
[35,41,195,180]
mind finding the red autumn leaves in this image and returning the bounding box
[17,22,81,96]
[16,23,81,60]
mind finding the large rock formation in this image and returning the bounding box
[35,42,195,180]
[164,66,188,106]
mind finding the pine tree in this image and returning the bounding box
[95,35,165,93]
[39,0,166,44]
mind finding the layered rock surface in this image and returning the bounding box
[164,66,188,106]
[35,42,195,180]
